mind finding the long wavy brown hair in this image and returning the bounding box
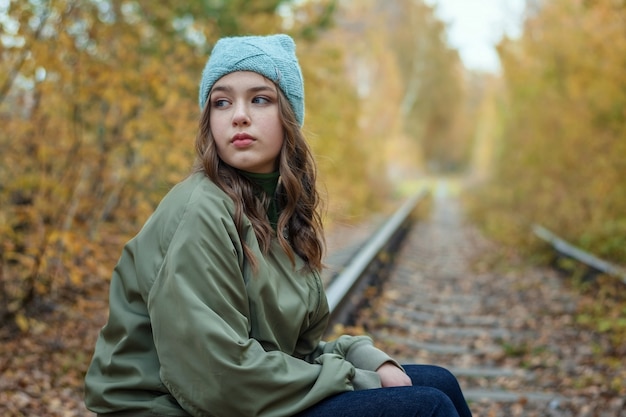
[193,82,325,273]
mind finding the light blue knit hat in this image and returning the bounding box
[198,34,305,126]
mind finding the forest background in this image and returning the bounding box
[0,0,625,414]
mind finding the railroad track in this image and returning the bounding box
[532,224,626,285]
[322,181,625,417]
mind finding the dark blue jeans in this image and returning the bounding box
[295,365,472,417]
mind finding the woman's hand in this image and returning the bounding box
[376,362,412,387]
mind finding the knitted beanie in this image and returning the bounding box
[198,34,305,126]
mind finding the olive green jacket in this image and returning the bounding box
[84,173,399,417]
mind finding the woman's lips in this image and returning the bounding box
[232,133,254,148]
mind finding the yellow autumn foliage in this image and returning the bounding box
[0,0,335,325]
[470,0,626,262]
[1,0,465,331]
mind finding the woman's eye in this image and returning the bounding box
[212,99,229,108]
[252,96,270,105]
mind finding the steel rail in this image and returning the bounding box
[533,224,626,284]
[326,189,428,325]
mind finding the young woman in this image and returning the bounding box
[84,34,473,417]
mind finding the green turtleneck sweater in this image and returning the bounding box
[239,170,280,230]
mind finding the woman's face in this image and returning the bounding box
[209,71,284,174]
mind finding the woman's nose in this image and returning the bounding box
[232,103,251,126]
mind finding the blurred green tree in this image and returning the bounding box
[381,0,468,173]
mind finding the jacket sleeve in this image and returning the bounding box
[146,186,354,417]
[305,334,406,390]
[292,273,405,390]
